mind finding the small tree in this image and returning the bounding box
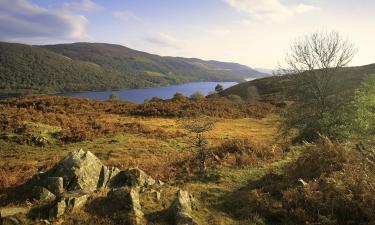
[227,94,243,103]
[282,31,356,141]
[247,86,260,101]
[190,92,205,101]
[182,118,215,178]
[215,84,224,93]
[173,92,186,101]
[350,75,375,138]
[108,92,120,101]
[150,96,162,102]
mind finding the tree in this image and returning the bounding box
[227,94,243,103]
[247,86,260,101]
[108,92,120,101]
[282,31,356,141]
[350,75,375,138]
[172,92,186,101]
[182,118,216,179]
[190,92,205,101]
[215,84,224,93]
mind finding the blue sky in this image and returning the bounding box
[1,0,374,68]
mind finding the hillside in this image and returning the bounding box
[221,63,375,102]
[42,43,267,81]
[0,42,267,98]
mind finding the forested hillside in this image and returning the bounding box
[0,42,267,98]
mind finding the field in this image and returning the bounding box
[1,95,374,225]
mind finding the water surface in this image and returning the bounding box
[58,82,237,104]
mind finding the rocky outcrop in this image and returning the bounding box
[49,192,88,218]
[44,149,105,193]
[109,168,155,189]
[8,149,182,224]
[171,190,198,225]
[108,187,146,225]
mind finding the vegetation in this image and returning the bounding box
[190,92,205,101]
[1,33,375,225]
[0,42,269,97]
[215,84,224,92]
[281,31,356,141]
[108,92,120,101]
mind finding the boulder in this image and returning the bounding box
[46,177,64,195]
[32,187,56,202]
[49,199,66,219]
[171,190,198,225]
[97,166,120,189]
[45,149,104,193]
[107,188,146,225]
[0,216,21,225]
[48,192,88,218]
[109,168,155,189]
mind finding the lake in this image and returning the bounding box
[58,82,237,104]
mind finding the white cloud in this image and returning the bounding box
[0,0,88,42]
[64,0,103,11]
[223,0,320,22]
[144,32,182,49]
[113,11,142,22]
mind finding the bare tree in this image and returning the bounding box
[282,31,357,140]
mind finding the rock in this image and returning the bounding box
[171,190,198,225]
[0,207,29,218]
[49,199,66,219]
[46,149,104,193]
[97,166,120,189]
[64,192,88,213]
[48,192,88,218]
[109,168,155,189]
[107,188,146,225]
[1,216,21,225]
[32,186,56,202]
[46,177,64,195]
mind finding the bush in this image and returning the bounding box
[190,92,205,101]
[227,94,243,103]
[108,92,120,101]
[172,92,186,101]
[223,136,375,225]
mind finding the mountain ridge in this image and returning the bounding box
[0,41,268,98]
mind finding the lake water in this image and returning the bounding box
[58,82,237,104]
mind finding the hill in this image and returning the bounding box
[221,63,375,102]
[0,42,267,98]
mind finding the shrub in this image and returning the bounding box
[223,136,375,225]
[108,92,120,101]
[227,94,243,103]
[190,92,205,101]
[215,84,224,93]
[172,92,186,101]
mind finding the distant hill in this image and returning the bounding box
[221,63,375,102]
[0,42,267,98]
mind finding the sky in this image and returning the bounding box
[0,0,374,69]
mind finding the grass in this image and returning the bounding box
[0,96,291,224]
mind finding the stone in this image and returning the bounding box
[32,186,56,202]
[171,190,198,225]
[109,168,155,189]
[0,207,29,218]
[1,216,21,225]
[107,188,146,225]
[48,192,88,218]
[63,192,88,213]
[97,166,120,189]
[46,149,104,193]
[49,198,66,219]
[46,177,64,195]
